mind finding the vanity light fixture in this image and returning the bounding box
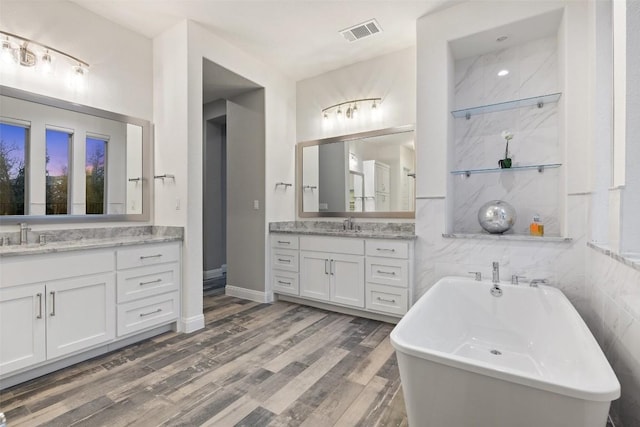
[321,97,381,121]
[0,30,90,78]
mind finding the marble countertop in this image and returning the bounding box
[269,221,416,240]
[0,226,183,257]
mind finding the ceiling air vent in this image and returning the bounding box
[340,19,382,42]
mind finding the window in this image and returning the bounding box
[46,129,71,215]
[85,136,107,214]
[0,122,28,215]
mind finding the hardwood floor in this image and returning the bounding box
[0,294,408,427]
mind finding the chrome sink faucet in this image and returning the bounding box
[343,217,354,231]
[19,222,31,245]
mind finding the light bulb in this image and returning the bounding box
[70,64,87,90]
[371,100,378,110]
[336,106,343,119]
[41,51,52,75]
[323,112,328,120]
[352,104,358,118]
[497,69,509,77]
[1,39,14,64]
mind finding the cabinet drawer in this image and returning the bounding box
[365,239,409,259]
[0,249,114,288]
[366,258,408,288]
[117,291,179,337]
[272,271,299,296]
[271,234,299,250]
[271,249,299,272]
[117,243,180,270]
[300,235,364,255]
[117,262,180,303]
[365,283,408,317]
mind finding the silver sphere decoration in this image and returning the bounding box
[478,200,517,234]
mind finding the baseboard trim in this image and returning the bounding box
[226,285,272,303]
[180,314,205,333]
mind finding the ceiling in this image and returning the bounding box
[71,0,458,81]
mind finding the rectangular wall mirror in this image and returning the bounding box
[0,86,151,223]
[297,125,415,218]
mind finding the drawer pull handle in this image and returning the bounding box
[377,270,396,276]
[377,296,396,303]
[277,240,291,244]
[140,308,162,317]
[277,280,291,285]
[140,278,163,286]
[36,293,43,319]
[376,248,396,252]
[140,254,163,260]
[277,258,291,263]
[50,291,56,316]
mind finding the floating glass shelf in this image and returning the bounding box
[451,163,562,177]
[451,92,562,119]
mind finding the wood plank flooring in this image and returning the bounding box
[0,294,408,427]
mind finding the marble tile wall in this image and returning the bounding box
[453,36,561,235]
[587,246,640,426]
[415,195,590,315]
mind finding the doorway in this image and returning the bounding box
[201,58,263,299]
[203,115,227,295]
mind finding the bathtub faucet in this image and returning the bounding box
[530,278,548,287]
[490,262,503,297]
[492,262,500,284]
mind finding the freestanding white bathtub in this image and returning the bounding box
[390,276,620,427]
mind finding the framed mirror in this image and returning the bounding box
[297,125,415,218]
[0,85,151,223]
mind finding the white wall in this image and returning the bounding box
[0,0,153,232]
[153,20,296,331]
[296,47,416,142]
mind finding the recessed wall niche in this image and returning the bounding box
[449,18,564,237]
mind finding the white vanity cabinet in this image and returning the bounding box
[0,250,116,376]
[299,236,365,309]
[271,231,413,320]
[0,239,182,384]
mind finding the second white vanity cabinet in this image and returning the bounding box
[271,231,413,319]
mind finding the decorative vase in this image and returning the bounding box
[498,158,512,169]
[478,200,517,234]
